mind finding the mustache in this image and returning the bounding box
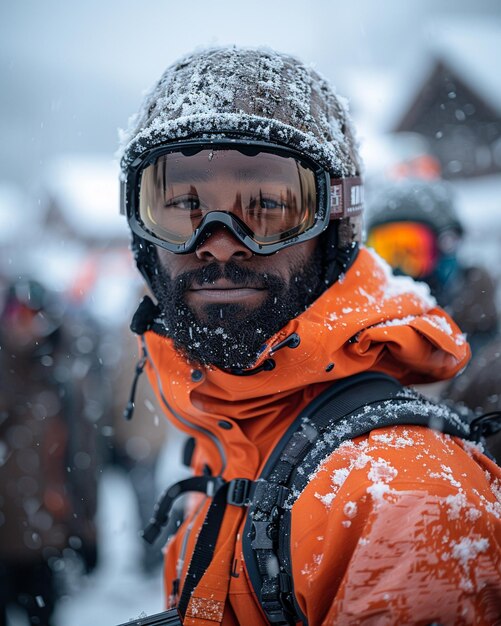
[173,262,285,291]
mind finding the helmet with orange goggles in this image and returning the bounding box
[366,221,439,279]
[121,139,364,256]
[366,179,463,281]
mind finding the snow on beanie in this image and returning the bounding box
[119,46,361,180]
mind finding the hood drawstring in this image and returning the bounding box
[123,295,161,421]
[269,332,301,355]
[123,345,147,421]
[228,358,276,377]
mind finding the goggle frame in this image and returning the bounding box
[121,138,362,255]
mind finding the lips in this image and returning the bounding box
[190,279,265,291]
[188,279,267,303]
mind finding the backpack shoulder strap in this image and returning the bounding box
[242,371,471,625]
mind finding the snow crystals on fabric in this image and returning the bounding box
[461,438,486,458]
[301,552,324,577]
[422,313,453,336]
[357,286,377,306]
[429,465,462,489]
[187,596,225,622]
[321,248,447,346]
[443,489,483,524]
[472,479,501,520]
[448,536,490,592]
[119,46,360,178]
[372,315,418,329]
[314,491,336,508]
[371,429,416,448]
[366,481,392,502]
[343,501,358,519]
[367,457,398,484]
[314,439,400,510]
[333,467,350,487]
[489,476,501,504]
[452,535,490,565]
[366,248,436,309]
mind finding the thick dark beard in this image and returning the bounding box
[151,249,324,370]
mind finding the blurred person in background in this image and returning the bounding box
[366,178,501,459]
[447,336,501,462]
[0,278,101,626]
[104,321,171,574]
[366,178,498,356]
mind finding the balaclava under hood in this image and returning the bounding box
[119,46,364,290]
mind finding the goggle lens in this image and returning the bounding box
[138,148,318,247]
[367,221,439,278]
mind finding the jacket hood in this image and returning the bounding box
[142,247,470,478]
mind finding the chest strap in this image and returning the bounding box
[143,473,254,622]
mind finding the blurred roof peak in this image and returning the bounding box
[425,17,501,114]
[347,17,501,133]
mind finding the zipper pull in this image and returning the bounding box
[123,347,147,420]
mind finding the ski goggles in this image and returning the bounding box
[121,139,363,255]
[367,221,439,278]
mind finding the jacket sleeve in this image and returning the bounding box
[290,427,501,626]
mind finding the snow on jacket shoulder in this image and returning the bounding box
[292,425,501,625]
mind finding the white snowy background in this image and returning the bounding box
[0,1,500,624]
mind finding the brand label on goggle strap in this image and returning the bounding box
[330,177,364,218]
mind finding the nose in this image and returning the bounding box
[195,225,253,263]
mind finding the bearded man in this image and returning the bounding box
[118,47,501,625]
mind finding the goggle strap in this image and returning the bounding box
[330,176,364,219]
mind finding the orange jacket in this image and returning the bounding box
[142,248,501,625]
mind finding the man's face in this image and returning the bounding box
[153,229,323,370]
[146,147,326,370]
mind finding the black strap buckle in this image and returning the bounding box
[251,520,274,550]
[227,478,253,506]
[253,481,290,512]
[470,411,501,441]
[262,600,293,625]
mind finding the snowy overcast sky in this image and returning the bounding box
[1,0,500,186]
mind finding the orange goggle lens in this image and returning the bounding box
[367,221,438,278]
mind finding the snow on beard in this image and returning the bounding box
[152,251,323,370]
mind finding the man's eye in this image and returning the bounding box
[165,195,200,211]
[249,192,289,211]
[260,197,288,210]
